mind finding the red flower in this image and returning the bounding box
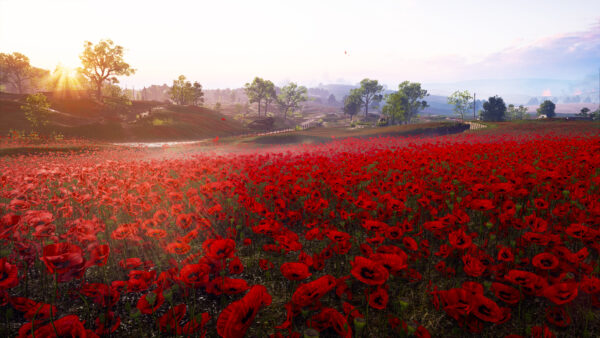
[217,285,271,338]
[158,304,186,333]
[292,275,336,307]
[350,256,389,285]
[462,254,486,277]
[545,306,571,327]
[368,287,389,310]
[228,256,244,274]
[470,294,504,323]
[448,229,472,250]
[137,290,165,314]
[532,252,559,270]
[179,263,210,288]
[544,282,578,305]
[204,238,236,260]
[0,258,18,289]
[491,282,521,305]
[280,262,311,281]
[259,259,274,271]
[33,315,87,337]
[40,242,85,282]
[88,244,109,267]
[95,311,121,335]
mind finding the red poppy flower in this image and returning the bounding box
[462,254,486,277]
[0,258,18,289]
[350,256,389,285]
[32,315,87,337]
[159,304,187,333]
[544,282,578,305]
[532,252,559,270]
[470,294,504,323]
[228,256,244,274]
[217,285,271,338]
[137,290,165,314]
[40,242,85,282]
[88,244,109,267]
[491,282,521,305]
[95,311,121,335]
[280,262,311,281]
[545,306,571,327]
[204,238,236,260]
[179,263,210,288]
[368,287,389,310]
[448,229,472,250]
[292,275,336,307]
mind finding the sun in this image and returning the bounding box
[50,63,83,97]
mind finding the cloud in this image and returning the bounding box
[471,21,600,80]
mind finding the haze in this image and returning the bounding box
[1,0,599,97]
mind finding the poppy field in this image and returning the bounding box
[1,123,600,337]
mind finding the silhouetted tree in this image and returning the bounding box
[78,39,135,99]
[0,52,48,93]
[537,100,556,118]
[480,96,507,121]
[343,91,362,121]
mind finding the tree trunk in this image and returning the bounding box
[96,82,103,100]
[365,99,369,117]
[258,101,261,117]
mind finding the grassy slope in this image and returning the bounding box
[0,94,247,141]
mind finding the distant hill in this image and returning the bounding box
[0,92,247,141]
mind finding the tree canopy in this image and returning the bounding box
[78,39,135,99]
[169,75,204,106]
[356,79,383,117]
[480,96,507,121]
[0,52,48,93]
[277,82,308,119]
[447,90,473,121]
[382,81,429,124]
[244,77,275,117]
[507,104,528,120]
[537,100,556,118]
[20,93,51,129]
[343,90,362,121]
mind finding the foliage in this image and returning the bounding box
[244,77,275,117]
[537,100,556,118]
[277,82,308,119]
[577,107,590,117]
[0,52,49,93]
[356,78,383,116]
[343,90,363,121]
[327,94,337,105]
[102,84,132,113]
[78,39,135,99]
[506,104,529,120]
[20,93,51,128]
[480,95,507,121]
[382,81,429,124]
[447,90,473,121]
[168,75,204,106]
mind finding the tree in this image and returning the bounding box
[507,104,528,120]
[168,75,204,105]
[384,81,429,124]
[277,82,308,119]
[480,96,507,121]
[0,52,49,93]
[214,102,222,113]
[102,84,132,113]
[78,39,135,99]
[537,100,556,118]
[263,80,276,115]
[381,91,406,125]
[21,93,51,128]
[578,107,590,117]
[356,78,383,117]
[343,91,362,121]
[447,90,473,121]
[244,77,269,116]
[327,94,337,105]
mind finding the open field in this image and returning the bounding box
[0,121,600,337]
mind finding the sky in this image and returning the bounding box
[1,0,599,94]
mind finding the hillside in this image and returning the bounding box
[0,92,247,141]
